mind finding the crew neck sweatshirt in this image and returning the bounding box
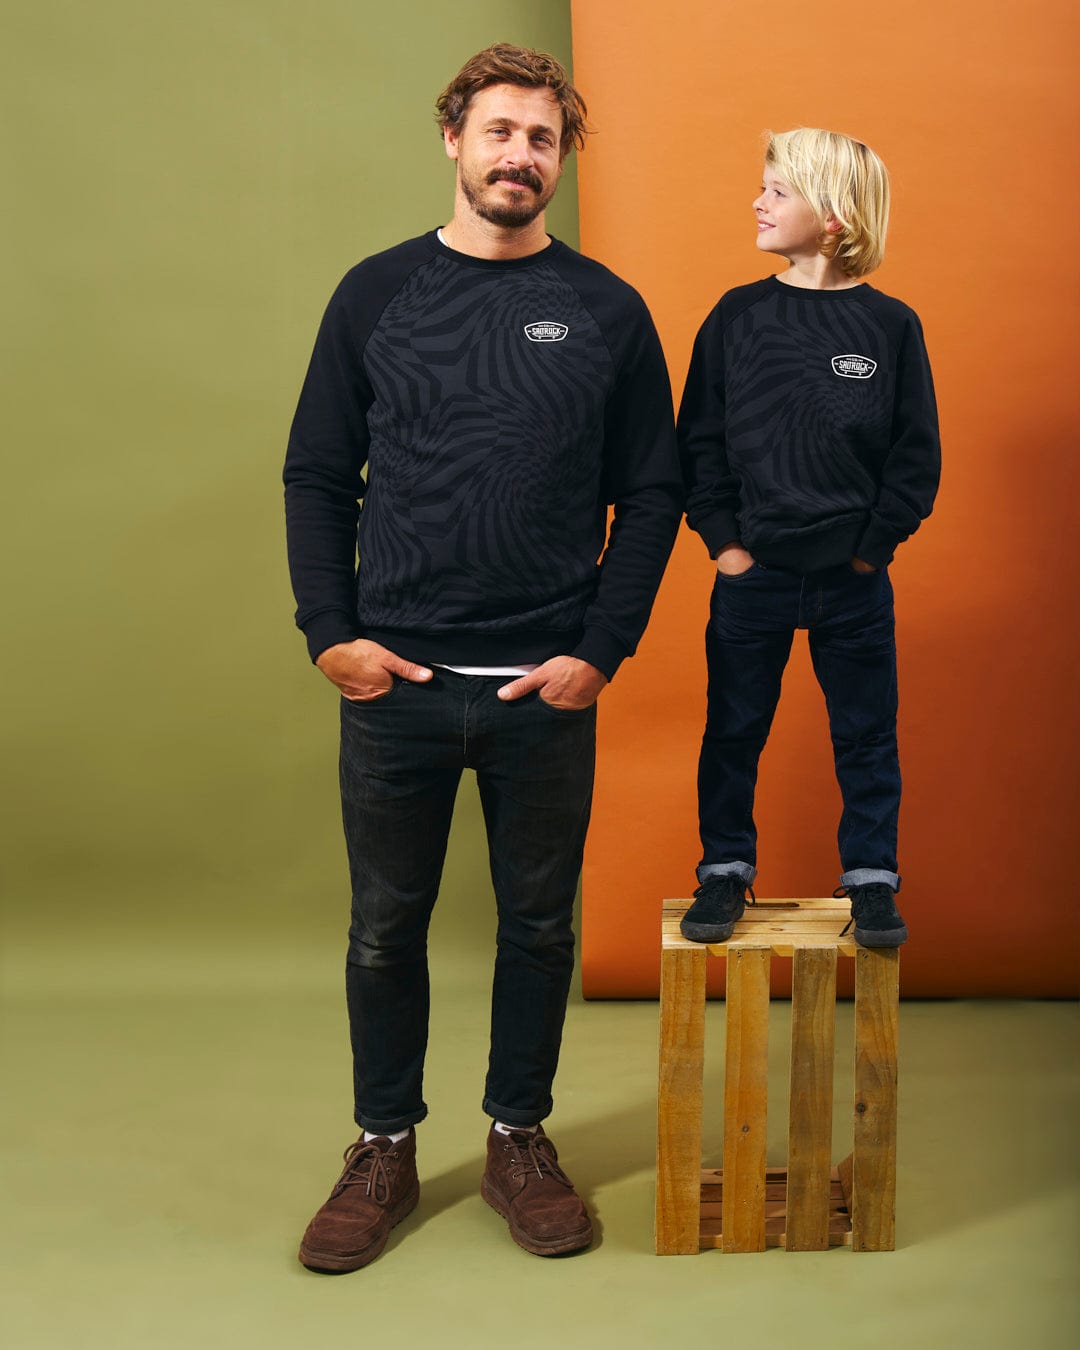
[284,230,682,680]
[678,275,940,571]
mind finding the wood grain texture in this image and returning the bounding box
[700,1167,853,1247]
[852,947,900,1250]
[661,898,857,958]
[786,946,837,1250]
[721,946,771,1252]
[655,945,707,1253]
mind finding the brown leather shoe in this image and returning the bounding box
[298,1130,419,1272]
[481,1125,592,1256]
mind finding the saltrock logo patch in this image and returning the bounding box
[523,321,568,343]
[831,353,877,379]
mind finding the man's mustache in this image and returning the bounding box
[486,168,543,193]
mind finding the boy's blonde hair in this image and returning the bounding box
[765,128,890,278]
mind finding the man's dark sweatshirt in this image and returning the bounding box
[284,230,682,680]
[679,276,940,571]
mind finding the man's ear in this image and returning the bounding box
[444,126,460,162]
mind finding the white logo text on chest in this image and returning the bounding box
[524,321,569,343]
[831,354,877,379]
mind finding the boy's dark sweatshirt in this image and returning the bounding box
[679,276,940,571]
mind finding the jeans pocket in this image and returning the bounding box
[536,691,597,717]
[341,678,403,709]
[716,562,759,581]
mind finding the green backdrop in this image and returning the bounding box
[4,0,579,988]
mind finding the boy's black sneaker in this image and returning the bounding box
[838,883,908,947]
[680,875,755,943]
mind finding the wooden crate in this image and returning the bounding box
[656,898,899,1254]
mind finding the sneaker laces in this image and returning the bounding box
[502,1132,573,1189]
[331,1139,396,1203]
[835,883,893,936]
[692,877,756,907]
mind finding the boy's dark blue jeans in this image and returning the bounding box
[337,669,596,1136]
[697,561,901,894]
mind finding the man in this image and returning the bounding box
[284,43,681,1272]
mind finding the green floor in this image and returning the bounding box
[5,928,1078,1349]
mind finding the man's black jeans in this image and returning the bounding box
[338,668,596,1135]
[697,562,902,893]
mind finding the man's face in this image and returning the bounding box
[444,83,564,229]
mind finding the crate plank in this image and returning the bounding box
[655,944,707,1254]
[852,948,899,1251]
[786,947,837,1250]
[721,946,771,1252]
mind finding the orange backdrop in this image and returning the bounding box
[572,0,1080,996]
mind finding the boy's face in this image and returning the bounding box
[753,168,825,262]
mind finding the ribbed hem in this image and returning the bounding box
[364,625,631,682]
[750,516,866,573]
[365,626,580,671]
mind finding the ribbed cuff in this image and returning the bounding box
[302,610,361,663]
[570,627,630,682]
[694,510,742,559]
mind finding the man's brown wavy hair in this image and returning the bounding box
[436,43,590,161]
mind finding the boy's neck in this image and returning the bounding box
[776,255,862,291]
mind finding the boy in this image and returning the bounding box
[678,128,940,948]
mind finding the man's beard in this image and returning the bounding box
[459,164,556,228]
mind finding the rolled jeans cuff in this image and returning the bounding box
[840,867,901,892]
[356,1104,428,1136]
[483,1096,552,1129]
[697,861,757,885]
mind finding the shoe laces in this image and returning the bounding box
[502,1131,573,1189]
[693,876,756,907]
[835,882,893,936]
[332,1139,395,1203]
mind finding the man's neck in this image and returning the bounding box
[441,195,552,261]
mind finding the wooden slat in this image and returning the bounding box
[698,1167,853,1248]
[852,947,899,1251]
[786,947,837,1250]
[655,945,707,1254]
[720,946,770,1252]
[837,1151,854,1219]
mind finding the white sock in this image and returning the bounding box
[364,1128,410,1144]
[494,1121,538,1136]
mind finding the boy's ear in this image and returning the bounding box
[823,214,843,234]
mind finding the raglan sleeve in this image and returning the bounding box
[854,310,941,567]
[677,303,743,557]
[571,296,684,681]
[283,276,372,663]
